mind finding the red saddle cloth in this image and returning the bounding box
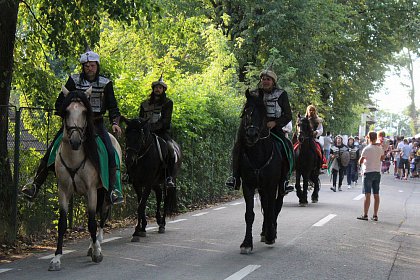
[294,140,326,165]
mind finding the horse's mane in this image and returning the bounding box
[61,90,100,172]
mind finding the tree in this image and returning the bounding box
[0,0,156,244]
[393,49,419,135]
[0,0,20,244]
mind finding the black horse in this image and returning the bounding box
[294,114,321,206]
[121,117,181,242]
[237,90,288,254]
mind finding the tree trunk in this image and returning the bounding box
[0,0,19,244]
[406,50,418,135]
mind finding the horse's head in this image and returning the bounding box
[61,87,93,150]
[120,116,151,167]
[242,89,268,146]
[296,113,312,142]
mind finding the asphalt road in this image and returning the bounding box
[1,172,420,280]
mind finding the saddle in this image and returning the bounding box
[47,132,122,192]
[294,140,325,166]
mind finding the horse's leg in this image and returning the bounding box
[311,172,320,203]
[260,191,266,242]
[262,185,277,245]
[87,189,108,257]
[240,185,255,254]
[131,186,142,241]
[87,188,102,263]
[295,171,303,203]
[301,174,309,206]
[49,192,69,271]
[155,185,165,234]
[132,186,152,241]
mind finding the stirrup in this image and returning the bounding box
[21,183,39,200]
[110,190,124,205]
[166,177,175,188]
[225,176,236,188]
[226,176,241,190]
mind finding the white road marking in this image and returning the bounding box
[312,214,337,227]
[39,250,75,260]
[168,219,187,224]
[102,237,122,243]
[147,226,158,230]
[399,190,404,193]
[353,194,365,200]
[0,269,13,274]
[230,202,243,206]
[224,265,261,280]
[192,212,209,217]
[213,207,227,211]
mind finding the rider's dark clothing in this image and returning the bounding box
[139,93,175,180]
[230,87,293,189]
[30,74,120,192]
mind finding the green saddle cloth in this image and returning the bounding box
[47,133,122,194]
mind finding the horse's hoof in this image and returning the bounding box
[299,202,308,207]
[92,253,103,263]
[131,236,140,242]
[48,262,61,271]
[139,231,147,237]
[240,246,253,254]
[260,235,266,243]
[87,248,92,256]
[158,226,165,234]
[311,199,318,203]
[265,239,275,246]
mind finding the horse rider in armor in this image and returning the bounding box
[139,75,176,188]
[21,50,124,204]
[226,69,294,192]
[329,135,350,192]
[305,104,324,168]
[346,136,360,188]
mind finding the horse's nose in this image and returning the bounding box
[69,138,82,150]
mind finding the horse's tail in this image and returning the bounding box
[165,187,178,216]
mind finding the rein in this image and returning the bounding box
[59,152,87,192]
[243,141,275,189]
[126,130,154,166]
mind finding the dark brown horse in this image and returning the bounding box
[294,114,321,206]
[237,90,288,254]
[121,117,181,242]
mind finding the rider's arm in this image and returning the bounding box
[315,122,323,138]
[103,81,121,125]
[153,99,173,131]
[274,91,292,129]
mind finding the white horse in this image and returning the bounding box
[49,86,122,271]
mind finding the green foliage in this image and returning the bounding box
[7,0,420,240]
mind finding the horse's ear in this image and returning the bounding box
[120,115,128,125]
[297,113,301,118]
[245,88,250,98]
[62,86,70,97]
[85,86,92,97]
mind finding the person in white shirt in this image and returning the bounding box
[357,131,384,221]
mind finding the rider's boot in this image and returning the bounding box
[226,142,241,190]
[109,167,123,205]
[21,159,49,200]
[165,151,176,188]
[284,181,294,193]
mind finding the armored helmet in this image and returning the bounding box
[152,75,167,90]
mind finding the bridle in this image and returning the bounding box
[297,118,312,144]
[60,100,88,191]
[125,121,154,166]
[244,105,270,146]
